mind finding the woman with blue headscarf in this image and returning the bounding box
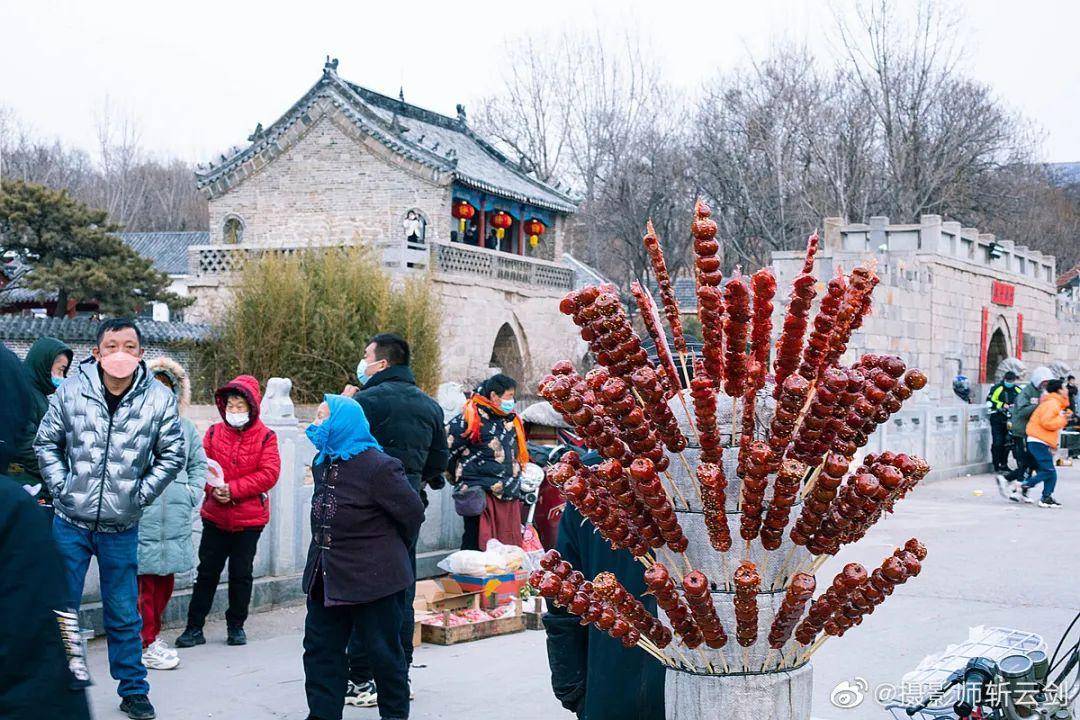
[301,394,425,720]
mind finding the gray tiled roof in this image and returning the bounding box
[0,260,54,304]
[0,316,214,344]
[118,232,209,276]
[196,64,577,214]
[648,276,698,311]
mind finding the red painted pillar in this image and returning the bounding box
[1016,313,1023,360]
[979,307,989,384]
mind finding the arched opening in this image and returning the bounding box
[489,323,524,382]
[987,329,1008,382]
[222,216,244,244]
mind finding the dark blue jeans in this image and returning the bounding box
[1023,441,1057,500]
[53,516,148,698]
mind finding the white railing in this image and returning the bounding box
[189,240,575,291]
[430,241,574,290]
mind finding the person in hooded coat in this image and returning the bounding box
[176,375,280,649]
[9,336,73,504]
[137,357,207,670]
[302,394,424,720]
[0,343,92,720]
[543,503,665,720]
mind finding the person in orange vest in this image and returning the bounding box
[1016,378,1071,508]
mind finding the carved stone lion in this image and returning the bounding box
[262,377,295,422]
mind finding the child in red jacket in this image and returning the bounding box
[176,375,281,648]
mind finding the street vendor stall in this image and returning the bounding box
[529,201,933,720]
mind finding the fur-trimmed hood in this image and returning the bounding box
[146,356,191,413]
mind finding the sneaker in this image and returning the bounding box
[409,680,415,700]
[345,680,378,708]
[1038,496,1063,509]
[1019,485,1035,504]
[119,694,156,720]
[995,474,1011,499]
[226,626,247,646]
[175,627,205,648]
[141,641,180,670]
[148,638,179,659]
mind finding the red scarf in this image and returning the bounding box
[462,395,529,466]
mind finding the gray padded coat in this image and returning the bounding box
[34,357,184,533]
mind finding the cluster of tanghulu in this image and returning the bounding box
[532,199,933,675]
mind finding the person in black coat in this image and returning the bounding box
[543,503,665,720]
[302,394,425,720]
[0,343,91,720]
[341,333,449,706]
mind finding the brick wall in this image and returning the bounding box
[7,340,197,374]
[208,99,451,249]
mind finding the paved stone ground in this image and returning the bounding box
[87,469,1078,719]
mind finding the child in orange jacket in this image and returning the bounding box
[1017,379,1071,508]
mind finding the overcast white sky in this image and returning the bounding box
[1,0,1077,164]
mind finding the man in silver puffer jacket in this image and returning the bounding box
[35,318,184,720]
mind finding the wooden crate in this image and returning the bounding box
[421,597,525,646]
[524,596,546,631]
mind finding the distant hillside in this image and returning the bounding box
[1047,162,1080,186]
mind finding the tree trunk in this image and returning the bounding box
[52,287,68,318]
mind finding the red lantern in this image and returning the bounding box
[523,218,546,247]
[452,200,476,233]
[491,210,513,241]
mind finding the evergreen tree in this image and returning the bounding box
[0,179,190,317]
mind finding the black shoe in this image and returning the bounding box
[1038,496,1063,509]
[175,627,205,648]
[119,694,156,720]
[226,626,247,646]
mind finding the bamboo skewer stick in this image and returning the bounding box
[694,647,717,674]
[638,640,672,666]
[662,470,689,509]
[772,545,800,590]
[660,549,686,583]
[677,453,703,506]
[721,553,731,592]
[671,645,695,671]
[761,648,776,672]
[798,462,825,500]
[742,646,750,672]
[799,634,830,664]
[679,552,693,574]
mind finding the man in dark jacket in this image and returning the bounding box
[0,343,91,720]
[9,336,73,505]
[543,504,665,720]
[985,371,1019,472]
[341,333,449,707]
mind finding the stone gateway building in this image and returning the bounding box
[186,58,587,392]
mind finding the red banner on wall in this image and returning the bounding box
[991,280,1015,306]
[979,307,989,384]
[1016,313,1023,360]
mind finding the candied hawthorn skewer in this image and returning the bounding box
[732,561,761,651]
[773,234,820,396]
[643,220,687,355]
[691,359,722,463]
[593,571,673,649]
[798,274,846,383]
[788,366,849,469]
[760,458,807,551]
[766,373,812,471]
[645,563,703,650]
[767,572,816,660]
[821,265,879,371]
[738,269,777,469]
[793,563,866,649]
[682,570,728,650]
[692,200,725,385]
[722,275,752,399]
[631,281,682,397]
[738,441,771,547]
[697,463,731,553]
[801,230,820,274]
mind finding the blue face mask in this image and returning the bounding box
[1004,382,1015,389]
[51,376,63,389]
[356,360,370,386]
[500,399,515,413]
[305,422,328,450]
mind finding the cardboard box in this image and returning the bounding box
[448,571,528,609]
[414,579,481,613]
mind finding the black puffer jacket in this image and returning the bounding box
[355,365,449,493]
[543,504,664,720]
[447,402,522,495]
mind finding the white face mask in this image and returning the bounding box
[226,412,249,428]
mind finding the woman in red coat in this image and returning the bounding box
[176,375,280,648]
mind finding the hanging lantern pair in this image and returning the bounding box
[491,210,513,240]
[451,200,476,233]
[523,218,546,247]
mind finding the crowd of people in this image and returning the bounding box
[0,320,534,720]
[991,366,1073,508]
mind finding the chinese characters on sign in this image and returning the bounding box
[991,280,1015,306]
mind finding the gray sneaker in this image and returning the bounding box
[995,474,1011,499]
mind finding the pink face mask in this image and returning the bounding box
[99,351,141,379]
